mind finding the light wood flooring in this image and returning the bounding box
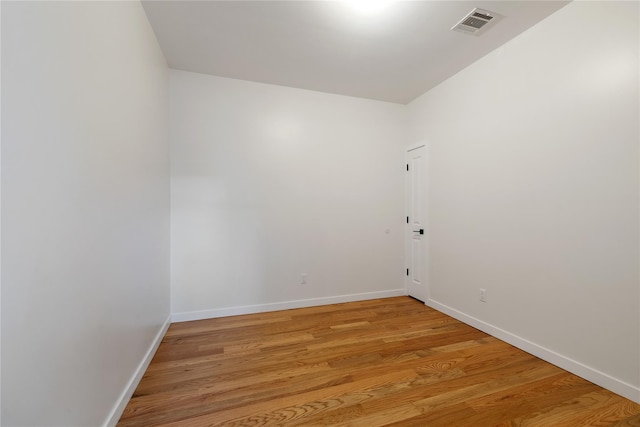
[118,296,640,426]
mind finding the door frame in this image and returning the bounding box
[405,142,429,304]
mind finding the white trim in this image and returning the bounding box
[427,298,640,404]
[103,315,172,427]
[406,142,426,152]
[171,289,407,323]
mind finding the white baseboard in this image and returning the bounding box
[427,299,640,404]
[171,289,407,323]
[103,315,172,427]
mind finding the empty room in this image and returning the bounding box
[2,0,639,426]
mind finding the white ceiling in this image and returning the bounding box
[142,1,570,104]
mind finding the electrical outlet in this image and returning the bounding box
[480,288,487,303]
[300,273,308,285]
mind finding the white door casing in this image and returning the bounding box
[405,144,427,302]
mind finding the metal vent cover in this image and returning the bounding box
[451,8,502,35]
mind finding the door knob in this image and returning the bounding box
[413,229,424,235]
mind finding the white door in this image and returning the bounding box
[405,145,427,302]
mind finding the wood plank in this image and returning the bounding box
[118,296,640,426]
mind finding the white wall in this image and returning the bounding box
[170,70,406,319]
[1,2,170,425]
[1,0,4,421]
[407,1,639,401]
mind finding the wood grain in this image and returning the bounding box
[118,297,640,426]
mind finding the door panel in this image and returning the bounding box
[405,145,427,302]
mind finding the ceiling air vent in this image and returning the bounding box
[451,8,502,36]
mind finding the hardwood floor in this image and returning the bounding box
[118,297,640,426]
